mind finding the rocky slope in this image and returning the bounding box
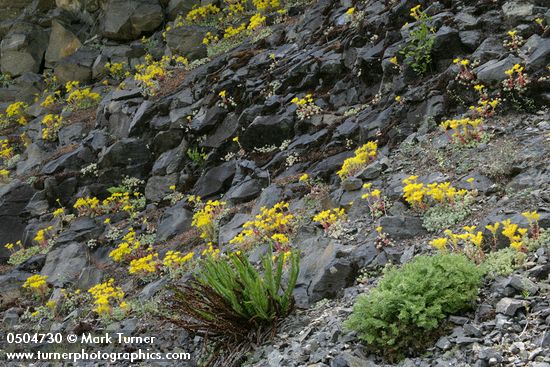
[1,0,550,366]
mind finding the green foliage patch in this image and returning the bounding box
[344,254,482,360]
[172,247,300,339]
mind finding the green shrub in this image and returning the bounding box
[172,247,299,339]
[344,254,482,360]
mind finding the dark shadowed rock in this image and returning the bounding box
[378,216,427,239]
[193,161,236,197]
[241,114,294,150]
[0,271,32,307]
[0,181,34,261]
[476,55,521,85]
[156,202,193,241]
[54,48,100,84]
[41,242,88,286]
[102,0,164,41]
[0,22,49,76]
[165,25,209,60]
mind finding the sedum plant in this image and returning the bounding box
[345,254,482,360]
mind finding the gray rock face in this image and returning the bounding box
[0,181,34,261]
[167,0,199,20]
[101,0,164,41]
[241,114,294,150]
[475,55,521,85]
[54,48,100,84]
[45,20,82,66]
[98,138,152,179]
[495,297,525,316]
[145,174,178,202]
[193,161,236,197]
[378,216,427,239]
[165,25,209,60]
[0,23,49,76]
[0,271,31,307]
[156,202,193,241]
[41,242,88,286]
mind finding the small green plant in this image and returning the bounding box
[187,147,208,165]
[171,247,299,339]
[422,194,474,232]
[344,254,482,360]
[0,73,13,88]
[399,5,435,75]
[481,248,527,279]
[523,227,550,251]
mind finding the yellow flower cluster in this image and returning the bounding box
[134,56,168,95]
[109,228,140,262]
[40,94,58,108]
[3,101,29,126]
[0,168,9,181]
[409,4,422,20]
[4,240,22,252]
[22,274,49,297]
[504,63,524,77]
[470,97,500,118]
[337,142,378,179]
[41,114,63,141]
[313,208,346,232]
[361,183,386,218]
[52,207,65,217]
[74,196,100,216]
[186,4,220,22]
[299,173,309,182]
[65,80,79,93]
[430,226,484,262]
[0,102,29,128]
[66,82,101,110]
[253,0,279,12]
[501,219,528,251]
[163,250,194,269]
[453,57,470,67]
[439,117,484,144]
[88,279,124,316]
[225,0,247,16]
[191,200,226,242]
[224,23,247,38]
[248,13,266,30]
[202,242,221,258]
[34,226,54,246]
[291,93,322,120]
[291,94,313,106]
[102,191,141,216]
[173,55,189,68]
[105,62,129,80]
[502,63,529,93]
[202,31,220,45]
[230,202,295,248]
[129,253,158,275]
[0,138,13,161]
[402,176,468,211]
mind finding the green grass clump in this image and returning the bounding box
[344,254,482,360]
[172,247,299,339]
